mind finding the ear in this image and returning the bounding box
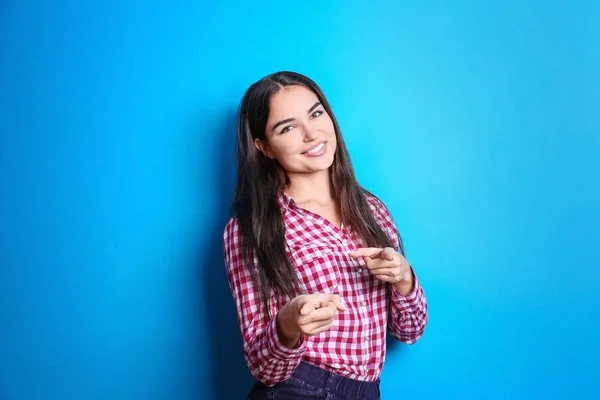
[254,138,276,159]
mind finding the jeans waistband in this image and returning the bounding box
[291,361,380,400]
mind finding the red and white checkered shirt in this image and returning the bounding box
[223,191,428,387]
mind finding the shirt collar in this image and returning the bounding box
[277,190,298,215]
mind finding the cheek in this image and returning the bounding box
[322,121,337,147]
[320,115,335,130]
[269,137,301,159]
[319,117,336,139]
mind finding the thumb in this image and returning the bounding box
[381,247,396,261]
[298,297,316,316]
[327,294,347,312]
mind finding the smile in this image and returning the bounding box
[303,142,326,156]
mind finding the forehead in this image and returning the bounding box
[269,85,319,116]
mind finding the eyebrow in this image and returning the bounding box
[271,102,322,132]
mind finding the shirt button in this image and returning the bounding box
[364,337,369,342]
[363,301,368,306]
[356,268,362,274]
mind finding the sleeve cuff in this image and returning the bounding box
[391,268,423,310]
[266,314,307,360]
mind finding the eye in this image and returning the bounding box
[311,110,323,119]
[280,125,295,134]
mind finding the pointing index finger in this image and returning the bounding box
[327,294,347,311]
[348,247,383,259]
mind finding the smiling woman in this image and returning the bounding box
[254,86,337,177]
[222,71,429,400]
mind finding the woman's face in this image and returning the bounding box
[255,85,337,176]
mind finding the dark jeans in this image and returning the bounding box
[247,362,381,400]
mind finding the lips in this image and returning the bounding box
[303,142,326,155]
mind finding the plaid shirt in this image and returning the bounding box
[223,191,428,387]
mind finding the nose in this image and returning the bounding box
[303,124,318,142]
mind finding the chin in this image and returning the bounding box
[286,150,336,174]
[308,155,335,172]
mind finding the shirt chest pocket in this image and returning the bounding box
[290,246,340,294]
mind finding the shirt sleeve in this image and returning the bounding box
[368,196,429,344]
[223,217,306,386]
[388,271,428,344]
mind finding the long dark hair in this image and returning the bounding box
[232,71,402,315]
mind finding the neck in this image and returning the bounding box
[284,170,332,203]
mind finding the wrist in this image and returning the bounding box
[394,268,414,295]
[276,308,301,348]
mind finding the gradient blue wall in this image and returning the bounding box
[1,1,598,399]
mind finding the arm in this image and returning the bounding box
[369,197,429,343]
[223,218,306,386]
[388,270,428,344]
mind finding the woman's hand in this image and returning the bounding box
[276,293,346,348]
[349,247,414,295]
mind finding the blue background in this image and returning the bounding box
[1,1,598,399]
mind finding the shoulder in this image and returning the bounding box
[223,216,242,252]
[224,215,240,233]
[222,216,260,275]
[222,216,249,276]
[362,190,399,244]
[363,190,392,220]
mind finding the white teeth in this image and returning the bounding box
[306,143,325,154]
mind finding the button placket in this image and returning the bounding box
[361,300,370,352]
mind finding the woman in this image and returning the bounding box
[223,71,428,400]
